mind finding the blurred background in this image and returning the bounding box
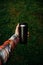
[0,0,43,65]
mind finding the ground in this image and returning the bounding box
[0,0,43,65]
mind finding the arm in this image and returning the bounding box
[0,24,19,65]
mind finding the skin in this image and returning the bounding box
[0,23,19,65]
[0,23,29,65]
[0,23,19,49]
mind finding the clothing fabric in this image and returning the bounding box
[0,34,19,64]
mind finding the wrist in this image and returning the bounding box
[9,34,19,41]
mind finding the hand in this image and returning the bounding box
[15,23,29,37]
[15,23,19,36]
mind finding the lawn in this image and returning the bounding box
[0,0,43,65]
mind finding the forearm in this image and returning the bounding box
[9,34,19,49]
[0,34,19,64]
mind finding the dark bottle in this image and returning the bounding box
[19,23,28,44]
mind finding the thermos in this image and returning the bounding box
[19,23,28,44]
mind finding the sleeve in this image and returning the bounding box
[0,34,19,64]
[0,44,11,63]
[9,34,19,45]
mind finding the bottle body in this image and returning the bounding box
[19,23,28,44]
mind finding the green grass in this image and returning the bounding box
[0,0,43,65]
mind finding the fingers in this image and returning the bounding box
[27,32,29,37]
[16,23,19,28]
[15,23,29,37]
[16,23,19,32]
[15,23,19,35]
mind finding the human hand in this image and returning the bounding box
[15,23,29,37]
[15,23,19,36]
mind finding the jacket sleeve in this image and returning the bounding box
[0,34,19,64]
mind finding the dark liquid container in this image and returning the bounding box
[19,23,28,44]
